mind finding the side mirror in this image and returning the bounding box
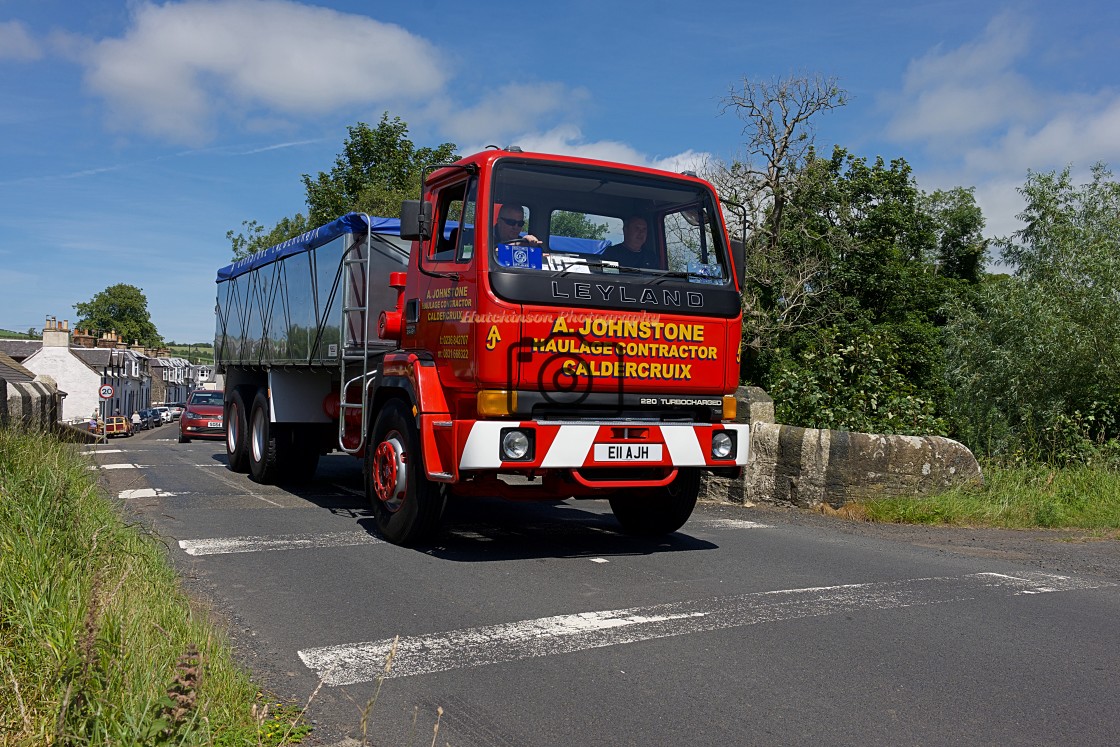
[399,200,432,241]
[730,238,746,289]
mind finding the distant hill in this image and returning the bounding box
[0,329,36,340]
[168,344,214,364]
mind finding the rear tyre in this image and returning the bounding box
[365,400,445,546]
[226,389,250,472]
[608,468,701,536]
[248,390,281,484]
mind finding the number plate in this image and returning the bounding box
[593,443,663,462]
[207,421,222,428]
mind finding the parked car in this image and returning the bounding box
[178,390,225,443]
[137,408,162,429]
[103,415,133,438]
[152,406,172,424]
[168,403,186,420]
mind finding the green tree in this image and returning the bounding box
[716,73,849,256]
[945,164,1120,463]
[303,114,458,227]
[708,74,849,377]
[73,284,162,348]
[228,113,458,260]
[227,215,310,260]
[746,147,984,435]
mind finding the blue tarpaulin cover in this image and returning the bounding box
[215,212,609,282]
[216,213,400,282]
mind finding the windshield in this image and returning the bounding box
[489,162,729,285]
[189,392,223,406]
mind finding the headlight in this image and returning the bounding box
[500,429,533,461]
[711,431,735,459]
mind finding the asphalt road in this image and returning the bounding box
[90,429,1120,746]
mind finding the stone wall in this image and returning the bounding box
[0,376,60,432]
[701,386,982,507]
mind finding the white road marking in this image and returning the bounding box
[119,488,179,499]
[84,448,124,453]
[298,571,1110,685]
[696,518,770,529]
[590,558,609,564]
[92,463,150,470]
[179,531,383,556]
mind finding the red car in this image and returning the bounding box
[178,390,225,443]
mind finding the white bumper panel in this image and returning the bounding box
[458,422,750,470]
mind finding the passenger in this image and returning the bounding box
[495,204,541,247]
[601,216,659,269]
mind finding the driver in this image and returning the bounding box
[495,204,542,246]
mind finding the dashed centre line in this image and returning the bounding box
[700,518,771,529]
[173,514,772,557]
[119,488,179,499]
[298,571,1110,685]
[179,531,384,556]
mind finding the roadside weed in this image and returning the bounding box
[0,426,311,745]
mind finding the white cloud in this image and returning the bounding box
[431,83,586,144]
[886,12,1037,142]
[0,20,42,60]
[885,10,1120,241]
[60,1,709,198]
[961,95,1120,175]
[475,124,711,175]
[82,0,445,144]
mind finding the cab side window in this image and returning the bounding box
[432,179,477,264]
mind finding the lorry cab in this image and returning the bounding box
[401,149,743,413]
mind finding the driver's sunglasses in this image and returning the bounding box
[500,217,525,228]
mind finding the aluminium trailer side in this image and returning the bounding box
[215,213,410,368]
[214,213,410,479]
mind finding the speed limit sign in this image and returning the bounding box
[99,385,114,399]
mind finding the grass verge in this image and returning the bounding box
[858,463,1120,530]
[0,426,311,745]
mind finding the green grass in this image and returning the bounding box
[861,463,1120,530]
[0,426,311,745]
[0,329,36,339]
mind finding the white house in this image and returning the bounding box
[20,319,102,422]
[20,318,154,422]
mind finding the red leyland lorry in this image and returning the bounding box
[214,147,749,545]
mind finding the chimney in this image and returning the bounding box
[72,328,95,348]
[42,314,71,348]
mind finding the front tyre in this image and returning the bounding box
[609,468,701,536]
[365,400,445,546]
[226,389,250,472]
[248,390,281,484]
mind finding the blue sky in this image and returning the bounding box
[1,0,1118,344]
